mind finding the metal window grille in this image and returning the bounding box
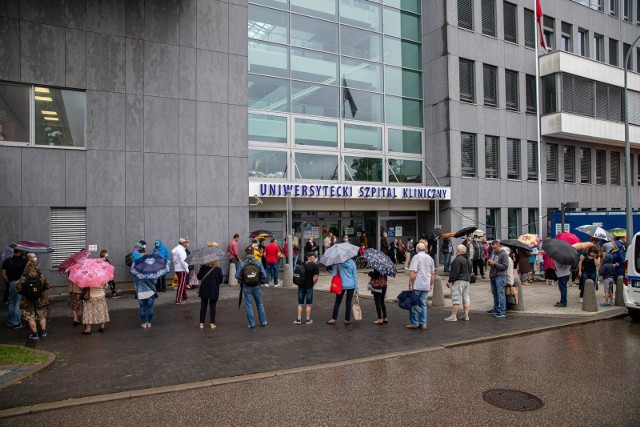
[461,133,477,177]
[458,0,473,30]
[562,73,595,117]
[611,151,621,185]
[595,82,623,121]
[503,2,517,43]
[580,148,591,184]
[483,64,498,107]
[524,9,535,48]
[563,146,576,183]
[546,143,558,182]
[526,74,536,113]
[596,149,606,184]
[482,0,496,37]
[485,135,500,178]
[507,138,520,179]
[624,0,630,20]
[542,74,557,114]
[527,140,538,180]
[50,208,87,268]
[609,38,619,66]
[505,69,519,111]
[459,58,475,103]
[628,90,640,125]
[637,48,640,72]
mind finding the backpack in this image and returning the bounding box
[21,273,44,300]
[241,261,262,287]
[125,253,133,267]
[293,263,307,286]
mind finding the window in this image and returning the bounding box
[528,208,538,234]
[526,74,536,114]
[527,140,538,180]
[594,34,604,62]
[543,16,555,51]
[249,149,287,179]
[561,22,572,52]
[503,2,517,43]
[609,38,619,66]
[291,15,339,53]
[249,114,287,144]
[524,8,535,48]
[384,66,422,98]
[482,0,496,37]
[459,58,475,103]
[341,57,383,93]
[291,48,338,84]
[248,5,289,44]
[458,0,473,30]
[294,118,338,147]
[294,152,339,180]
[609,0,619,16]
[344,156,383,182]
[578,28,589,57]
[507,208,520,239]
[388,159,423,183]
[486,208,500,240]
[461,132,477,177]
[596,149,606,184]
[623,43,632,70]
[580,147,591,184]
[384,96,422,127]
[637,0,640,22]
[382,7,421,41]
[562,74,595,117]
[0,83,30,143]
[483,64,498,107]
[611,151,621,185]
[505,69,519,111]
[340,26,382,61]
[595,81,623,122]
[291,0,338,21]
[344,124,382,151]
[546,143,558,182]
[249,75,290,112]
[388,129,422,154]
[624,0,631,20]
[461,208,478,230]
[563,145,575,183]
[485,135,500,178]
[51,208,87,268]
[542,74,557,114]
[291,81,339,118]
[507,138,521,179]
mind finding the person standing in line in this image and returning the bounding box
[380,231,390,256]
[67,276,83,326]
[152,239,170,292]
[441,237,452,273]
[406,242,434,330]
[132,241,145,263]
[368,269,388,325]
[284,238,298,267]
[99,250,120,298]
[471,238,485,279]
[516,248,531,286]
[554,260,571,308]
[263,238,281,287]
[3,248,27,329]
[577,247,600,302]
[445,244,472,321]
[542,250,557,286]
[236,248,268,328]
[135,277,157,328]
[81,282,110,335]
[294,252,319,325]
[599,255,615,307]
[16,257,50,340]
[172,238,190,304]
[305,236,319,260]
[197,260,223,329]
[227,234,241,279]
[404,238,415,270]
[326,257,359,325]
[487,240,509,318]
[360,232,369,249]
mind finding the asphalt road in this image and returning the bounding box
[4,318,639,426]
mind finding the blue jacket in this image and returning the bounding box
[333,259,358,292]
[611,249,625,279]
[153,239,170,260]
[236,255,267,283]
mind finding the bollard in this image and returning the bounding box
[615,276,625,307]
[582,279,598,312]
[431,275,445,306]
[228,263,238,286]
[510,277,525,311]
[283,263,293,288]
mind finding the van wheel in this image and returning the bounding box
[629,309,640,321]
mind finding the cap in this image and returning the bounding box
[179,237,189,244]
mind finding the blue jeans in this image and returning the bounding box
[243,285,267,327]
[490,276,506,315]
[331,288,355,321]
[8,280,22,326]
[443,252,452,272]
[557,275,569,306]
[297,287,313,305]
[266,262,279,285]
[409,290,429,326]
[138,297,155,324]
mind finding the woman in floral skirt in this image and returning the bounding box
[82,283,110,335]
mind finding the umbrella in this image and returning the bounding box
[363,248,397,277]
[518,234,541,248]
[57,248,90,275]
[10,240,54,254]
[320,242,360,266]
[555,232,581,246]
[472,229,486,237]
[540,239,579,266]
[131,254,170,280]
[576,225,615,242]
[454,226,477,238]
[69,258,115,288]
[500,239,532,252]
[427,228,443,241]
[249,230,274,238]
[440,231,456,239]
[185,247,226,265]
[1,246,14,262]
[609,227,626,238]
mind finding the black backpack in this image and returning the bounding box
[241,261,262,287]
[293,263,307,286]
[21,273,44,300]
[125,253,133,267]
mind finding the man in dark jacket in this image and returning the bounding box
[2,249,27,328]
[445,244,473,321]
[487,240,509,318]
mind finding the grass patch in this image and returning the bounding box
[0,345,48,365]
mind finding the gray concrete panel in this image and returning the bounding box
[228,3,248,56]
[65,28,87,89]
[179,154,197,206]
[126,38,144,94]
[87,0,126,36]
[196,101,229,156]
[0,1,19,18]
[86,90,126,151]
[125,0,145,39]
[87,150,126,207]
[179,0,197,47]
[144,207,180,249]
[87,32,126,93]
[0,17,20,81]
[145,0,179,45]
[20,0,65,26]
[125,206,145,247]
[196,49,229,103]
[125,151,144,206]
[87,206,125,273]
[21,206,50,257]
[180,47,197,100]
[144,96,180,154]
[228,0,247,6]
[196,0,228,52]
[0,146,21,207]
[197,206,229,248]
[144,41,180,98]
[126,94,144,152]
[21,148,65,207]
[179,206,197,244]
[195,155,229,206]
[229,54,248,106]
[143,153,180,206]
[483,107,500,136]
[179,100,196,154]
[65,150,87,207]
[228,105,248,157]
[20,22,65,86]
[228,156,248,207]
[65,0,87,30]
[0,207,22,247]
[228,206,249,244]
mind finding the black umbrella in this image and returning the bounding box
[427,228,443,241]
[454,226,477,238]
[540,239,579,266]
[238,285,243,309]
[500,239,532,252]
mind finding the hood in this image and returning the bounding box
[154,239,165,248]
[603,254,612,264]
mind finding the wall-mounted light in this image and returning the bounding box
[43,117,59,121]
[41,110,57,115]
[35,96,53,102]
[34,87,50,93]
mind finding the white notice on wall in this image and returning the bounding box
[88,245,98,252]
[395,226,403,236]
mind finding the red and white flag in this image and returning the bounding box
[536,0,548,50]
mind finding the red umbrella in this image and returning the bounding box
[555,232,580,246]
[57,248,90,275]
[10,240,54,253]
[68,258,114,288]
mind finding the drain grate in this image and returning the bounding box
[483,389,544,412]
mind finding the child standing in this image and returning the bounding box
[599,255,615,307]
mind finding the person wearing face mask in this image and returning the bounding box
[152,240,170,292]
[100,249,119,298]
[305,236,318,262]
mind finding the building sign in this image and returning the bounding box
[555,224,570,234]
[88,244,97,252]
[249,182,451,200]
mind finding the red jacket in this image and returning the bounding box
[264,243,281,264]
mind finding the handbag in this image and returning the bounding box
[329,266,342,294]
[351,295,362,320]
[188,270,199,288]
[80,288,90,301]
[370,276,386,289]
[469,275,477,283]
[171,273,179,288]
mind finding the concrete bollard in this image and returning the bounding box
[582,279,598,312]
[431,275,445,306]
[228,263,238,286]
[283,263,293,288]
[511,277,525,311]
[615,276,625,307]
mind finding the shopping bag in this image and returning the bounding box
[188,270,199,288]
[171,273,178,288]
[330,266,342,294]
[351,295,362,320]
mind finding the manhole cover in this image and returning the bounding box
[483,389,544,412]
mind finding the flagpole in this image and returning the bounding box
[534,0,544,238]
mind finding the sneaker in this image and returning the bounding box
[444,315,457,322]
[264,283,270,287]
[210,323,216,329]
[146,323,151,328]
[293,318,302,325]
[12,323,24,330]
[420,325,427,330]
[260,322,267,327]
[579,298,583,303]
[29,332,39,340]
[274,284,281,287]
[554,302,567,307]
[494,313,506,318]
[487,310,497,314]
[460,315,470,321]
[40,329,48,337]
[306,319,313,325]
[111,294,121,299]
[141,323,148,328]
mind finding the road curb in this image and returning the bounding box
[0,347,56,391]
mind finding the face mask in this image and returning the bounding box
[104,254,108,258]
[32,258,38,263]
[155,243,160,247]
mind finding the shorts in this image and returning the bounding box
[451,280,470,305]
[603,278,614,294]
[297,287,313,305]
[23,305,47,321]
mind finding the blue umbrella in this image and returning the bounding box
[363,248,397,277]
[1,246,14,262]
[320,242,360,266]
[131,254,170,280]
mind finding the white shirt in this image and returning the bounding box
[409,251,434,291]
[172,245,189,272]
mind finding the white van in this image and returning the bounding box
[624,232,640,320]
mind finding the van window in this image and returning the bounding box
[635,235,640,272]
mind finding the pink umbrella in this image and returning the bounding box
[556,232,580,246]
[68,258,114,288]
[57,248,90,275]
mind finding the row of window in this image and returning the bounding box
[251,0,421,19]
[546,144,622,185]
[461,134,537,180]
[457,0,536,47]
[572,0,636,22]
[460,207,538,240]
